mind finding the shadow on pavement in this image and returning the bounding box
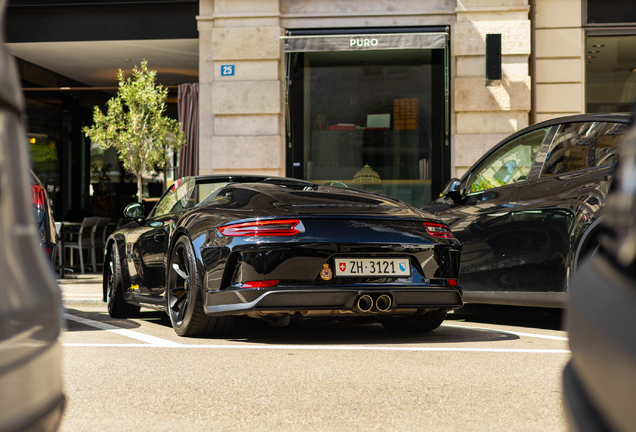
[448,304,564,331]
[221,316,520,346]
[64,308,169,332]
[63,305,566,345]
[64,308,521,345]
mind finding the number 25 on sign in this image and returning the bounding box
[221,65,235,76]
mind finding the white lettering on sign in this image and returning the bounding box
[221,65,235,76]
[349,38,379,48]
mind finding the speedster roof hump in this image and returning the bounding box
[196,182,436,220]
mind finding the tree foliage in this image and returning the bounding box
[83,60,184,202]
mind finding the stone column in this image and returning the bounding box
[198,0,284,176]
[535,0,584,122]
[453,1,531,178]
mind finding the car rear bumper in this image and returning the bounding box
[204,286,463,316]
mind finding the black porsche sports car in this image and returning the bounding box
[104,175,463,337]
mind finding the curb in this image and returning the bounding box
[62,295,106,306]
[63,298,105,306]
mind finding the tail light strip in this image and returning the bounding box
[218,219,304,237]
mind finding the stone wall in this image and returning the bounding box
[453,0,531,178]
[198,0,285,176]
[534,0,584,122]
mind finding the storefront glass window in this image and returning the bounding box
[290,49,443,208]
[586,0,636,25]
[29,134,59,181]
[26,101,64,219]
[586,34,636,113]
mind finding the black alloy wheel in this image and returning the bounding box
[166,236,234,337]
[106,242,140,318]
[381,311,447,332]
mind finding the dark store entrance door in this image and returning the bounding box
[284,28,450,207]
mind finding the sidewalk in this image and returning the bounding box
[58,273,104,306]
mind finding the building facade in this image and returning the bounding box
[6,0,636,217]
[197,0,532,205]
[198,0,636,206]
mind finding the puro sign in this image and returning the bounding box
[283,33,447,53]
[350,38,379,48]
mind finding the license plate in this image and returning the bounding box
[334,258,411,277]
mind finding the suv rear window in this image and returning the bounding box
[541,122,628,177]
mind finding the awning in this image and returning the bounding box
[283,32,447,53]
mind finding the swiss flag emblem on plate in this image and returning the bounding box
[339,262,346,272]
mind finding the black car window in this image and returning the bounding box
[467,127,550,194]
[153,177,196,217]
[194,182,233,206]
[541,122,628,177]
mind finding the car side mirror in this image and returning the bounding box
[124,202,145,224]
[442,178,462,203]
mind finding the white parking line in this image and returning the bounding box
[62,343,570,353]
[441,323,569,341]
[65,314,183,347]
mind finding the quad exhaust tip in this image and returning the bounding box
[357,295,373,312]
[356,294,392,312]
[376,294,392,312]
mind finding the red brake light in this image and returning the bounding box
[32,184,46,210]
[423,222,454,239]
[242,280,279,289]
[218,219,303,237]
[447,279,458,287]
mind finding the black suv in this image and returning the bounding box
[423,113,631,309]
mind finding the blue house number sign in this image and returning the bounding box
[221,65,235,76]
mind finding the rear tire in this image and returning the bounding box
[382,311,447,333]
[166,236,234,337]
[106,242,140,318]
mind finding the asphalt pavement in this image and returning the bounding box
[57,279,569,431]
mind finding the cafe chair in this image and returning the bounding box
[63,217,98,274]
[92,217,111,272]
[54,222,63,267]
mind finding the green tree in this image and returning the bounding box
[83,60,184,202]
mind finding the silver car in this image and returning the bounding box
[0,0,65,430]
